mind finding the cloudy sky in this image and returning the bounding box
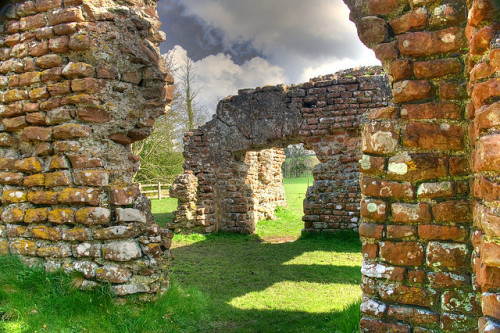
[157,0,380,115]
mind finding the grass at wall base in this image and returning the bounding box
[0,177,362,332]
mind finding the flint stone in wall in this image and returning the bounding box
[63,260,98,279]
[113,283,149,296]
[96,265,132,283]
[116,208,147,223]
[73,242,101,258]
[102,241,142,262]
[94,226,139,240]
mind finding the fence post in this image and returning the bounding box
[158,181,161,200]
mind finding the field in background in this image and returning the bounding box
[0,177,362,332]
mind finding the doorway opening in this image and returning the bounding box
[255,144,317,242]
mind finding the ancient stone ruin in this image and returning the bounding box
[0,0,174,296]
[170,67,391,234]
[1,0,500,331]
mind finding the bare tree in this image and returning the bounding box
[174,53,208,132]
[132,50,209,183]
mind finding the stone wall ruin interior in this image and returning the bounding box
[0,0,499,331]
[170,67,391,234]
[0,0,174,297]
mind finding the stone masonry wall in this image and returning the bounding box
[0,0,173,297]
[170,67,391,234]
[345,0,499,330]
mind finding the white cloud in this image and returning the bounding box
[167,45,287,115]
[299,51,379,82]
[162,0,381,115]
[176,0,378,67]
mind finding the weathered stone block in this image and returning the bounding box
[96,265,132,283]
[27,191,58,204]
[386,225,416,239]
[359,318,410,333]
[356,16,389,47]
[361,261,406,281]
[432,201,472,222]
[359,223,384,239]
[10,239,37,256]
[24,208,49,223]
[102,241,142,261]
[37,244,72,258]
[426,242,470,267]
[360,198,387,221]
[397,27,467,57]
[403,122,464,150]
[392,203,431,223]
[378,282,437,307]
[116,208,147,223]
[361,176,415,199]
[62,227,89,241]
[413,58,462,79]
[441,290,480,314]
[380,241,424,265]
[427,271,470,289]
[47,8,84,25]
[362,121,399,154]
[58,188,102,205]
[393,80,434,103]
[75,207,110,225]
[94,226,139,240]
[387,305,439,326]
[32,225,62,241]
[72,243,101,258]
[48,208,74,224]
[53,124,91,139]
[389,8,428,35]
[418,225,468,241]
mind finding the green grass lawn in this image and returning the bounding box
[0,177,362,332]
[154,176,363,332]
[255,176,313,239]
[150,196,178,227]
[169,232,362,332]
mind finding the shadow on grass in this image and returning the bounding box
[170,231,363,332]
[153,211,174,227]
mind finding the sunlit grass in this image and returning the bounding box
[169,230,362,332]
[255,176,312,239]
[150,176,363,332]
[282,250,362,266]
[150,197,178,227]
[229,281,361,313]
[0,255,212,332]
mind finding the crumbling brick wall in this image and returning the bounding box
[170,67,391,234]
[0,0,173,297]
[345,0,500,330]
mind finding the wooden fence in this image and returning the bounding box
[139,182,171,200]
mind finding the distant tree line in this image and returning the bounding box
[282,144,318,179]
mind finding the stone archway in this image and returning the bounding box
[169,66,391,234]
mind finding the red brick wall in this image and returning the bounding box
[345,0,499,330]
